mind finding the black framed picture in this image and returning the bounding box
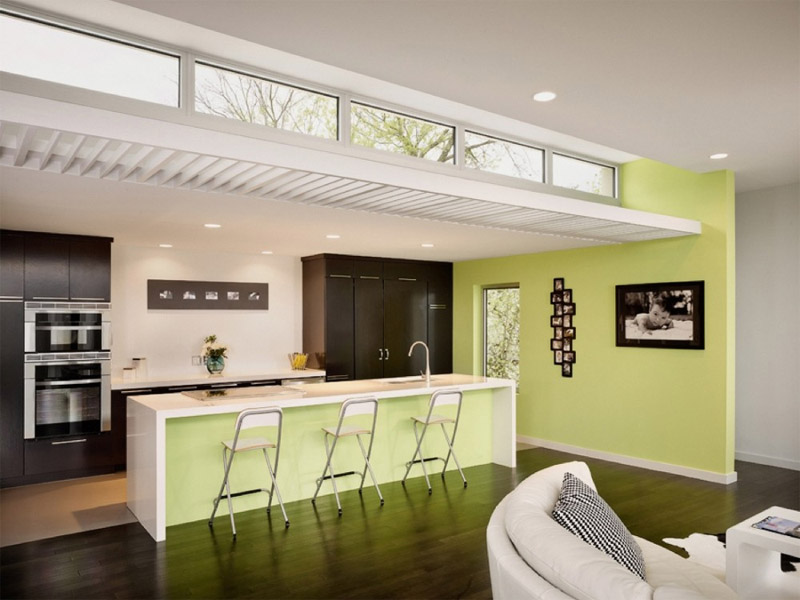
[615,280,704,349]
[553,278,564,291]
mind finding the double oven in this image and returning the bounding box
[24,302,111,440]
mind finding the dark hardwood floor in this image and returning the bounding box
[2,448,798,599]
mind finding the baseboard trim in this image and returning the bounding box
[517,435,738,485]
[735,450,800,472]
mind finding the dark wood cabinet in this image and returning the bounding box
[383,279,428,377]
[0,231,25,481]
[24,434,113,476]
[303,254,452,381]
[69,238,112,301]
[24,235,70,301]
[1,229,113,487]
[22,232,111,302]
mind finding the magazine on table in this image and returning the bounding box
[752,515,800,539]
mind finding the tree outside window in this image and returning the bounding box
[484,286,520,386]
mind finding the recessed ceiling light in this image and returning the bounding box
[261,250,273,255]
[532,91,557,102]
[204,223,221,228]
[326,234,341,239]
[710,153,728,160]
[421,243,434,248]
[158,244,173,248]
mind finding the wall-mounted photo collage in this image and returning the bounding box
[550,278,576,377]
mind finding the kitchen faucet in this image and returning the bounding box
[408,340,431,387]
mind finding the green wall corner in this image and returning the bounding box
[453,159,736,475]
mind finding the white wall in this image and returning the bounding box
[735,182,800,470]
[110,245,302,379]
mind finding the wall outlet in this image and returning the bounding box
[191,355,202,366]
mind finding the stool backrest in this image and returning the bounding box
[339,396,378,419]
[235,406,283,432]
[430,389,462,409]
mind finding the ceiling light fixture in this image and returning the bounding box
[421,243,434,248]
[204,223,221,228]
[261,250,273,255]
[532,91,557,102]
[159,244,173,248]
[709,153,728,160]
[326,234,341,239]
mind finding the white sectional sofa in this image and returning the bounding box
[486,461,738,600]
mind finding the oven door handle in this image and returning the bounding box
[36,378,102,387]
[36,325,103,331]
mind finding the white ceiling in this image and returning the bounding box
[1,0,797,262]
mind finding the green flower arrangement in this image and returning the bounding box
[202,335,228,360]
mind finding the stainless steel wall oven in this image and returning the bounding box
[24,301,111,354]
[24,352,111,439]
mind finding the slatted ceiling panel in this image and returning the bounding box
[0,120,698,244]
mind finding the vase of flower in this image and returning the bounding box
[206,356,225,374]
[203,335,228,376]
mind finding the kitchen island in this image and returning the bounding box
[127,374,515,542]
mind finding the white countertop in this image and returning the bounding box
[128,373,512,417]
[112,368,326,391]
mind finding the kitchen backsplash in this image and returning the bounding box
[110,245,302,378]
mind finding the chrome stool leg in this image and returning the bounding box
[313,397,382,515]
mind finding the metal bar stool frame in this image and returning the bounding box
[208,406,289,539]
[401,389,467,493]
[311,396,384,515]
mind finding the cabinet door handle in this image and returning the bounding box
[385,348,390,360]
[71,297,107,301]
[33,296,69,301]
[359,276,380,280]
[398,278,417,282]
[210,383,238,388]
[51,438,87,445]
[329,274,351,279]
[124,388,153,394]
[378,348,384,360]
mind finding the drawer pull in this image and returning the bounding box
[124,388,153,394]
[329,274,352,279]
[398,277,417,281]
[210,383,238,388]
[52,438,87,445]
[168,385,198,391]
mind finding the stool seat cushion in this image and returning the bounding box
[412,414,454,425]
[223,436,275,452]
[323,424,372,437]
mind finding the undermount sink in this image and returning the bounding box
[379,376,439,385]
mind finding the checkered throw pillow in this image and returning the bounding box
[552,472,646,579]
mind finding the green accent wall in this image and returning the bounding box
[453,159,736,475]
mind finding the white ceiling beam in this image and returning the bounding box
[117,145,157,181]
[13,126,36,167]
[98,141,135,179]
[80,138,112,176]
[60,134,87,174]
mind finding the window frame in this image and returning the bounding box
[551,151,618,198]
[464,129,546,183]
[349,100,457,164]
[193,59,340,141]
[0,9,182,107]
[483,284,521,388]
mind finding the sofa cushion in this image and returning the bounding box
[638,537,739,599]
[552,472,646,579]
[505,462,653,600]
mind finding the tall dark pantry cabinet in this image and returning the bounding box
[302,254,453,381]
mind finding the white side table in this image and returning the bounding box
[726,506,800,600]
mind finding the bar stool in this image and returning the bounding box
[311,396,383,515]
[402,389,467,493]
[208,406,288,539]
